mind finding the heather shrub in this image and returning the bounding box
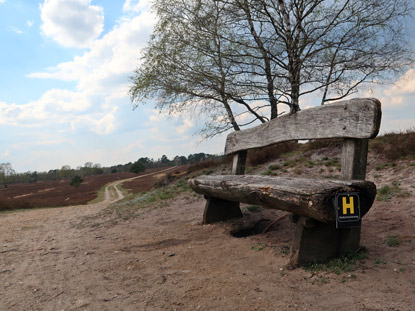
[370,129,415,160]
[304,138,343,151]
[0,198,34,212]
[247,142,298,166]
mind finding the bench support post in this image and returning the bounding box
[202,151,247,224]
[231,151,247,175]
[289,217,339,266]
[339,138,368,255]
[203,196,243,224]
[341,138,368,180]
[289,138,369,265]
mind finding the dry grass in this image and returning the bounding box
[247,142,299,166]
[370,129,415,160]
[186,157,231,173]
[303,138,343,151]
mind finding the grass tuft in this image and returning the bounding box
[384,235,401,247]
[302,247,367,275]
[377,183,400,202]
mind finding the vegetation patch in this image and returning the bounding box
[112,179,190,211]
[370,129,415,160]
[375,258,387,265]
[302,247,367,275]
[384,235,401,247]
[88,184,108,204]
[268,164,281,170]
[247,142,298,166]
[0,198,34,212]
[377,183,401,202]
[260,169,277,176]
[0,171,138,210]
[251,243,266,251]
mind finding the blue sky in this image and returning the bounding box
[0,0,414,173]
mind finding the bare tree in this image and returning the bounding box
[233,0,414,109]
[0,163,15,188]
[130,0,413,136]
[130,0,277,138]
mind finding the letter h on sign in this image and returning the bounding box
[335,193,361,228]
[342,196,355,215]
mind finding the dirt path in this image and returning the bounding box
[104,167,178,202]
[0,167,177,311]
[1,167,415,310]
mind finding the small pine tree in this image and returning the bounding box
[70,175,83,188]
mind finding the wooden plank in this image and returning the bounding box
[225,98,381,155]
[231,151,247,175]
[189,175,376,223]
[341,138,369,180]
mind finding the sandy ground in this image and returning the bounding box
[1,168,415,310]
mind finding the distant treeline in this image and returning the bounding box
[1,152,220,185]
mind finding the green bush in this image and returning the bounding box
[130,161,145,174]
[70,175,83,188]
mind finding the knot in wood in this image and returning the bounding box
[259,186,273,197]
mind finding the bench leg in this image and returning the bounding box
[203,196,243,224]
[289,217,339,266]
[289,217,362,266]
[338,226,361,256]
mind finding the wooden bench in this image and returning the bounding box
[189,98,382,266]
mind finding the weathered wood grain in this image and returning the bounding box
[341,138,369,180]
[225,98,381,155]
[189,175,376,223]
[232,150,247,175]
[339,138,370,254]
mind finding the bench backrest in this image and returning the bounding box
[226,98,382,179]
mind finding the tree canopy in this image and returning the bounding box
[130,161,146,174]
[0,163,15,187]
[69,175,83,189]
[130,0,414,137]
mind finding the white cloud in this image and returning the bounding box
[122,0,151,12]
[356,68,415,109]
[0,89,90,127]
[24,10,155,136]
[70,107,118,135]
[0,0,5,4]
[385,68,415,96]
[9,26,23,34]
[0,89,118,136]
[27,20,34,28]
[177,118,194,134]
[30,12,155,93]
[1,3,227,172]
[40,0,104,48]
[0,149,10,159]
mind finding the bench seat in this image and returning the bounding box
[190,175,376,223]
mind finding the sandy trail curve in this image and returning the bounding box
[103,166,177,202]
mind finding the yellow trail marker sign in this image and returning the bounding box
[335,192,361,228]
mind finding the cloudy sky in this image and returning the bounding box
[0,0,414,173]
